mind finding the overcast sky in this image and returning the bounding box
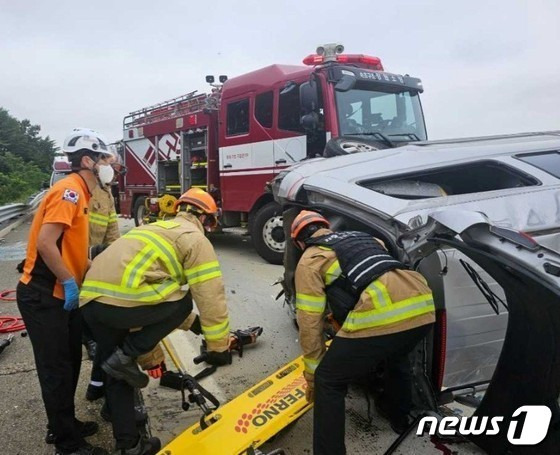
[1,0,558,148]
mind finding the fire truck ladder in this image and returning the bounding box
[123,91,207,128]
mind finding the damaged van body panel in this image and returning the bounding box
[274,132,560,391]
[417,212,560,454]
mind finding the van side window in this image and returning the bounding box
[279,85,303,132]
[360,160,539,199]
[227,99,249,136]
[255,91,273,128]
[517,151,560,179]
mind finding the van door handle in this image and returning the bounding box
[275,159,287,165]
[223,164,232,169]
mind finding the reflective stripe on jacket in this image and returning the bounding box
[80,212,230,351]
[89,185,120,246]
[295,228,435,377]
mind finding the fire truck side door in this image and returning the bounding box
[273,83,308,170]
[220,96,275,211]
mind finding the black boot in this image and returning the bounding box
[115,437,161,455]
[46,421,99,444]
[86,383,105,401]
[375,400,411,435]
[102,348,148,389]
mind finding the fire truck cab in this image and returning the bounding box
[119,44,427,263]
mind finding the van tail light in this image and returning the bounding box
[432,308,447,392]
[489,226,539,251]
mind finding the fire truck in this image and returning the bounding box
[50,152,71,186]
[118,44,427,264]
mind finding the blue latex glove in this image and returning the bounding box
[61,277,80,311]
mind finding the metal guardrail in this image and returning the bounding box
[0,190,47,225]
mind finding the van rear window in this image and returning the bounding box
[516,151,560,179]
[359,161,539,199]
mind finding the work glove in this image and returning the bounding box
[205,350,232,367]
[147,361,167,379]
[61,277,80,311]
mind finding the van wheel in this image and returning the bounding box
[133,196,147,226]
[251,202,285,265]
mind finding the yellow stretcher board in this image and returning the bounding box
[157,356,312,455]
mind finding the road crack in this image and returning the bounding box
[0,362,36,375]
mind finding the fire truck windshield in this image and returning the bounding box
[335,88,427,142]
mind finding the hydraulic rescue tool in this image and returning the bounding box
[160,326,264,388]
[194,326,264,364]
[0,334,14,356]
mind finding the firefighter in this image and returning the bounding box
[84,151,122,402]
[79,187,231,455]
[17,128,114,455]
[88,156,120,249]
[291,210,436,455]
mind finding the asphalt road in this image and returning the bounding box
[0,218,484,455]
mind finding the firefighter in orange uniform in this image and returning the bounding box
[17,128,114,455]
[79,188,231,455]
[291,210,435,455]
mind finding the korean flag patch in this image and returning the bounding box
[62,189,79,205]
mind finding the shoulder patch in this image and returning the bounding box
[62,189,80,205]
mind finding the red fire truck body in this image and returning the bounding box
[119,47,427,263]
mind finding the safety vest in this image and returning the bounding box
[306,231,404,294]
[304,231,434,332]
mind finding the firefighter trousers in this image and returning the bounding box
[82,321,104,383]
[16,282,84,452]
[313,324,432,455]
[81,294,192,448]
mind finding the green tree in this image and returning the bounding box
[0,152,47,204]
[0,108,57,204]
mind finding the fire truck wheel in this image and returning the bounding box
[133,196,147,226]
[251,202,285,265]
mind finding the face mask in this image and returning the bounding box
[96,164,115,185]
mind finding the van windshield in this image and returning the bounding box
[335,88,427,141]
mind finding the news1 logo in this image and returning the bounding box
[417,406,552,445]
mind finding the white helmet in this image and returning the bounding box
[62,128,115,157]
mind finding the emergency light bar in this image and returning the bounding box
[303,53,384,70]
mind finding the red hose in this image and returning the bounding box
[0,317,25,333]
[0,289,17,301]
[0,289,25,332]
